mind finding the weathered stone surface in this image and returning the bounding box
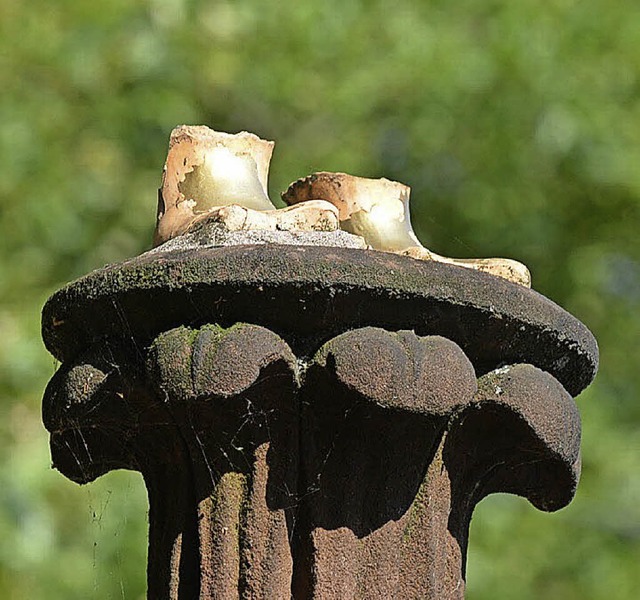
[470,364,582,510]
[42,341,144,483]
[41,245,598,598]
[42,245,597,396]
[144,324,299,599]
[45,322,300,598]
[147,323,296,399]
[41,120,601,597]
[315,327,477,415]
[147,220,367,255]
[292,330,473,598]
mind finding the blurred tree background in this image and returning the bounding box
[1,0,638,597]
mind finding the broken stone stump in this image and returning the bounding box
[41,244,597,599]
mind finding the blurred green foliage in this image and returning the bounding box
[1,0,638,597]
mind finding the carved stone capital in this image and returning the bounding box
[41,245,597,598]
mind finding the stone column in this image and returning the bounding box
[42,244,597,599]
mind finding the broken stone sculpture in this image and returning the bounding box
[283,172,531,287]
[42,123,598,598]
[154,125,340,246]
[154,126,530,287]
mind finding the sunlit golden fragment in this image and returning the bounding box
[282,172,532,287]
[154,126,339,245]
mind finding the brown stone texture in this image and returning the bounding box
[42,245,597,598]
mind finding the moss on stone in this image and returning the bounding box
[43,245,597,396]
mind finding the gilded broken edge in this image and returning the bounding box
[154,125,531,287]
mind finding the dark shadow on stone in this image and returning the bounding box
[444,402,580,576]
[293,361,445,537]
[43,338,146,483]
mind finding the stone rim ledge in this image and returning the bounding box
[42,245,598,396]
